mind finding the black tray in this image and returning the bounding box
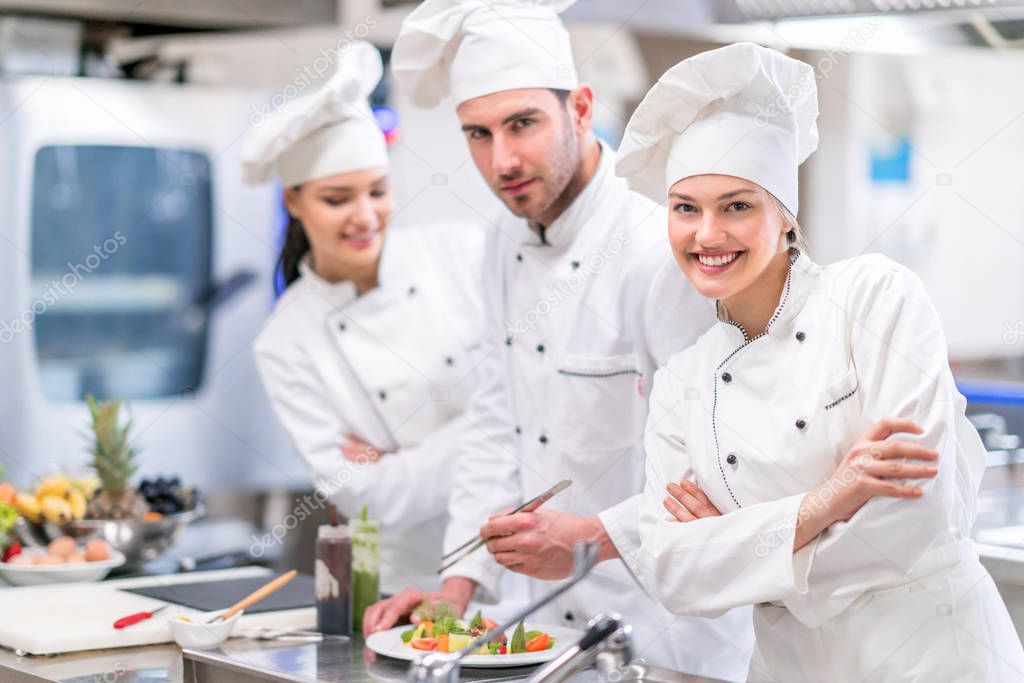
[122,574,316,614]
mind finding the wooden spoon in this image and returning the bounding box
[205,570,298,624]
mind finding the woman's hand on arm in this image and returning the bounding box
[341,434,387,463]
[663,479,721,522]
[794,417,939,551]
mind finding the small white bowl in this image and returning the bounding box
[0,550,126,586]
[171,610,243,649]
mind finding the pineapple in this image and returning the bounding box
[84,394,148,520]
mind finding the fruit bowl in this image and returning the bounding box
[15,504,205,569]
[0,548,126,586]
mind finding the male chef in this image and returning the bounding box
[363,1,753,679]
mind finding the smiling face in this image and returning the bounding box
[667,174,790,303]
[457,87,584,225]
[284,168,391,284]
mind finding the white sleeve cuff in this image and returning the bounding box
[598,495,642,575]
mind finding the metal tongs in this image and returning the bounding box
[437,479,571,574]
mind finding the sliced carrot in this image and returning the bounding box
[410,638,437,651]
[436,634,449,653]
[525,633,551,653]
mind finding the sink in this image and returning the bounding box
[566,664,724,683]
[619,664,725,683]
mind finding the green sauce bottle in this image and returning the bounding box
[351,505,380,633]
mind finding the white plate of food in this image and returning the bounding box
[365,611,580,668]
[0,538,125,586]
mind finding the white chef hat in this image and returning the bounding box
[616,42,819,217]
[392,0,579,108]
[240,41,388,187]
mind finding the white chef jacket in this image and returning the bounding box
[441,142,755,681]
[254,223,485,594]
[636,250,1024,681]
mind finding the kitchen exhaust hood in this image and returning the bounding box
[0,0,338,30]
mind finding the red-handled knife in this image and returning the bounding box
[114,604,169,629]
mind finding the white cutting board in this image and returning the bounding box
[0,567,315,655]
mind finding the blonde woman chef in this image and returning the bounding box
[243,42,484,593]
[616,43,1024,682]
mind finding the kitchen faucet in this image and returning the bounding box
[527,613,632,683]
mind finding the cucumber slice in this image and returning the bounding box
[510,621,527,654]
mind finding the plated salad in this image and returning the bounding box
[400,603,555,655]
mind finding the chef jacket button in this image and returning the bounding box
[515,426,522,434]
[564,611,574,621]
[408,286,417,296]
[539,434,548,444]
[726,453,738,465]
[445,356,454,366]
[796,419,807,430]
[570,260,580,270]
[338,322,346,331]
[379,391,387,401]
[721,371,732,383]
[516,253,523,262]
[795,331,806,342]
[536,344,545,353]
[505,336,513,346]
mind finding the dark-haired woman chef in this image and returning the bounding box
[242,41,485,594]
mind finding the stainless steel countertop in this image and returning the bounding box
[0,641,184,682]
[0,634,724,683]
[974,458,1024,541]
[973,459,1024,584]
[0,634,537,683]
[183,634,547,683]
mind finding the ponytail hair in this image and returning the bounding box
[278,214,310,288]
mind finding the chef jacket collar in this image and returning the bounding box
[519,139,613,248]
[716,248,819,343]
[298,257,359,308]
[296,235,404,311]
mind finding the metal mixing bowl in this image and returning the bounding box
[15,504,205,568]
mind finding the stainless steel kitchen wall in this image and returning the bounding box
[0,76,307,491]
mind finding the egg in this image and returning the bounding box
[47,536,77,559]
[35,553,66,565]
[65,551,86,564]
[84,538,112,562]
[5,554,34,565]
